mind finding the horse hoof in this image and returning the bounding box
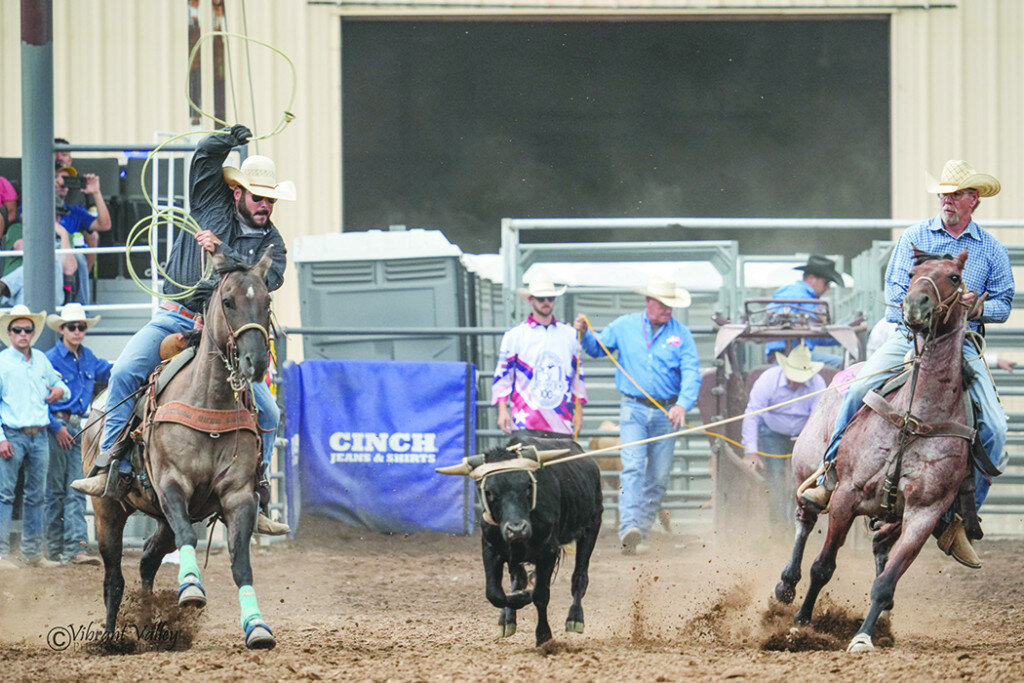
[565,620,584,633]
[774,582,795,605]
[245,620,276,650]
[177,581,207,609]
[847,633,874,653]
[498,622,516,638]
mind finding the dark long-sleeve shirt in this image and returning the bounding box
[163,131,287,298]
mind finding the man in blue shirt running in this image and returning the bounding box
[800,160,1014,569]
[574,276,702,555]
[44,304,111,565]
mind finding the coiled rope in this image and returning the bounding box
[124,30,296,300]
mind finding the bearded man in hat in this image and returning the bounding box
[72,124,291,535]
[765,255,845,367]
[801,160,1014,569]
[573,276,701,555]
[742,344,826,527]
[492,274,586,436]
[44,304,110,565]
[0,306,69,570]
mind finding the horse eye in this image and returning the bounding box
[950,274,961,284]
[223,298,236,310]
[908,268,917,278]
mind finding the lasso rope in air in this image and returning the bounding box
[513,357,917,472]
[124,30,297,300]
[577,314,884,459]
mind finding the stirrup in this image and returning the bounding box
[102,459,133,500]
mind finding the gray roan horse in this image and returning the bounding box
[82,249,276,650]
[774,249,981,653]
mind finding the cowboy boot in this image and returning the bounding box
[934,514,981,569]
[798,462,838,513]
[71,438,132,497]
[255,463,289,536]
[102,458,135,501]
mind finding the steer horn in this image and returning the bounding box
[435,453,486,476]
[536,448,571,463]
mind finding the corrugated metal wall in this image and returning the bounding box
[2,0,1022,333]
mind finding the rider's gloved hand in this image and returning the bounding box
[227,124,253,146]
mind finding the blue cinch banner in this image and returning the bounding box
[283,359,475,535]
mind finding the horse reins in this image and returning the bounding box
[881,279,967,513]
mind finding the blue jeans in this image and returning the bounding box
[0,261,64,307]
[47,421,88,560]
[618,399,677,539]
[822,331,1006,510]
[0,430,50,560]
[759,424,795,526]
[100,307,280,467]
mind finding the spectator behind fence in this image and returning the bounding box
[0,204,66,308]
[492,274,586,436]
[45,304,109,566]
[0,175,17,236]
[55,166,111,304]
[0,306,69,570]
[574,276,702,556]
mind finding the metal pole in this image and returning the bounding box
[21,0,56,331]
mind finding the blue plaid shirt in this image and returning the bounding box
[884,215,1015,331]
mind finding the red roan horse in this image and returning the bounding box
[775,250,982,652]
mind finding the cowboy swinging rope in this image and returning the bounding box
[123,30,297,300]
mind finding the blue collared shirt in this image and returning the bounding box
[765,280,839,357]
[885,216,1015,331]
[579,312,701,409]
[0,347,69,440]
[45,341,113,433]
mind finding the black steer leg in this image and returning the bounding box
[139,519,176,592]
[499,563,528,638]
[566,511,601,633]
[775,504,817,604]
[532,547,558,646]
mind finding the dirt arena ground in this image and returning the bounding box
[2,515,1023,681]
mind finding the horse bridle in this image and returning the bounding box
[214,274,272,393]
[911,274,966,332]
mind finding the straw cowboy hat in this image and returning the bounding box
[774,344,824,384]
[926,160,1000,197]
[636,276,691,309]
[516,274,567,301]
[795,255,844,286]
[0,304,46,348]
[223,155,297,201]
[46,302,101,332]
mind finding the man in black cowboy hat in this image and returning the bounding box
[765,255,845,367]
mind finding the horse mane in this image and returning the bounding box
[179,255,253,314]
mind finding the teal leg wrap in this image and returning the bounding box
[239,585,263,630]
[177,545,200,584]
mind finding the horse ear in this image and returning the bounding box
[956,249,969,270]
[210,249,227,271]
[252,246,274,280]
[911,245,926,261]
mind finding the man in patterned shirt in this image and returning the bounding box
[801,160,1014,569]
[492,275,585,436]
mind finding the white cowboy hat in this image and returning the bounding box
[636,276,691,309]
[774,344,824,384]
[516,274,567,301]
[0,304,46,348]
[223,155,297,201]
[926,160,1000,197]
[46,302,101,332]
